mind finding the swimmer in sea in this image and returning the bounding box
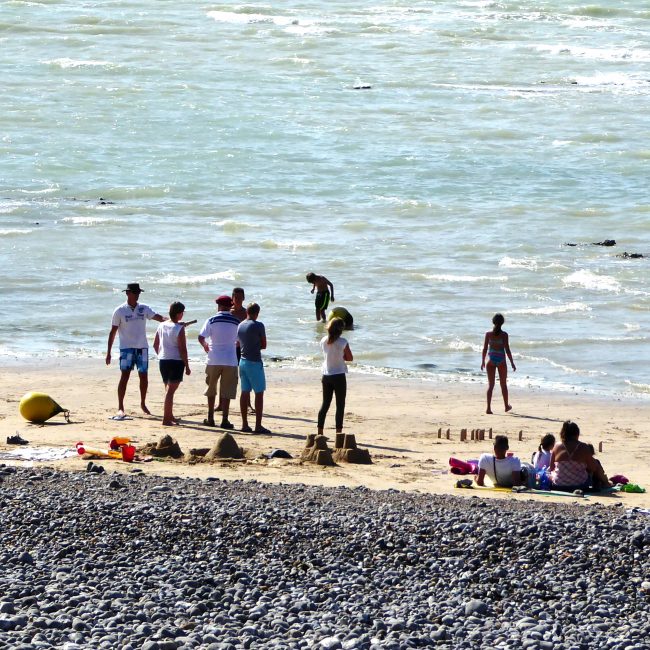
[306,272,334,322]
[481,313,516,414]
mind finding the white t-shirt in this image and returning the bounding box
[320,336,348,376]
[199,311,239,366]
[112,302,156,349]
[156,321,183,361]
[532,449,552,471]
[478,453,521,487]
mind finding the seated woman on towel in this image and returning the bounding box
[475,435,522,488]
[550,420,611,492]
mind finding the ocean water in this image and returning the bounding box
[2,0,649,398]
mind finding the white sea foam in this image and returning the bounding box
[499,256,538,270]
[261,240,315,251]
[532,43,650,63]
[159,271,237,285]
[210,219,260,231]
[573,72,647,91]
[206,11,294,26]
[60,216,115,226]
[625,380,650,395]
[563,270,621,292]
[44,58,116,69]
[448,339,480,352]
[521,354,603,376]
[511,302,591,316]
[422,273,508,283]
[0,228,32,236]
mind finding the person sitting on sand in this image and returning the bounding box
[153,302,191,426]
[585,443,608,491]
[481,313,516,414]
[475,435,522,488]
[532,433,556,471]
[549,421,611,493]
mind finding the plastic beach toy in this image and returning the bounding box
[621,483,646,493]
[121,445,136,462]
[19,392,70,424]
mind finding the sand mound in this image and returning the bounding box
[203,433,243,460]
[139,434,183,459]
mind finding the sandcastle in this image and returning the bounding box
[301,433,371,466]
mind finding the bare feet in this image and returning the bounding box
[486,409,493,415]
[141,403,151,415]
[162,420,175,426]
[505,404,512,412]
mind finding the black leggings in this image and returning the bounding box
[317,373,347,430]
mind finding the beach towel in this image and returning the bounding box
[0,447,77,462]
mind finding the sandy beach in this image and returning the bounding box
[1,359,648,508]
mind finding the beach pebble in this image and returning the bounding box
[0,468,648,649]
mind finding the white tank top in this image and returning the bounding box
[320,336,348,376]
[157,321,183,360]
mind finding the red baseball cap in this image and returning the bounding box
[216,295,233,306]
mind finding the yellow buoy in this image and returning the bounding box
[19,392,70,424]
[328,306,354,329]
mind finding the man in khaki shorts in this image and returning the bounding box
[198,295,239,429]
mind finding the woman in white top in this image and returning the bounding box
[317,318,353,436]
[153,302,191,426]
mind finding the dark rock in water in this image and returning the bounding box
[593,239,616,246]
[618,252,644,259]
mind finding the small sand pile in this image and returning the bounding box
[139,434,183,459]
[203,433,243,460]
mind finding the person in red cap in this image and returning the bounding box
[198,295,240,428]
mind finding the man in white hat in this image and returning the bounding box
[106,282,165,419]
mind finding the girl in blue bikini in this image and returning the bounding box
[481,313,516,414]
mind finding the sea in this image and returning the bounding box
[2,0,649,399]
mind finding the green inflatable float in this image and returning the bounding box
[328,306,354,330]
[19,392,70,424]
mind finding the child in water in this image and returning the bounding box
[481,313,516,414]
[532,433,556,470]
[306,272,335,322]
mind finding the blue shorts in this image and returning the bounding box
[239,359,266,393]
[119,348,148,373]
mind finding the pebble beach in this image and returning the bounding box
[1,464,649,650]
